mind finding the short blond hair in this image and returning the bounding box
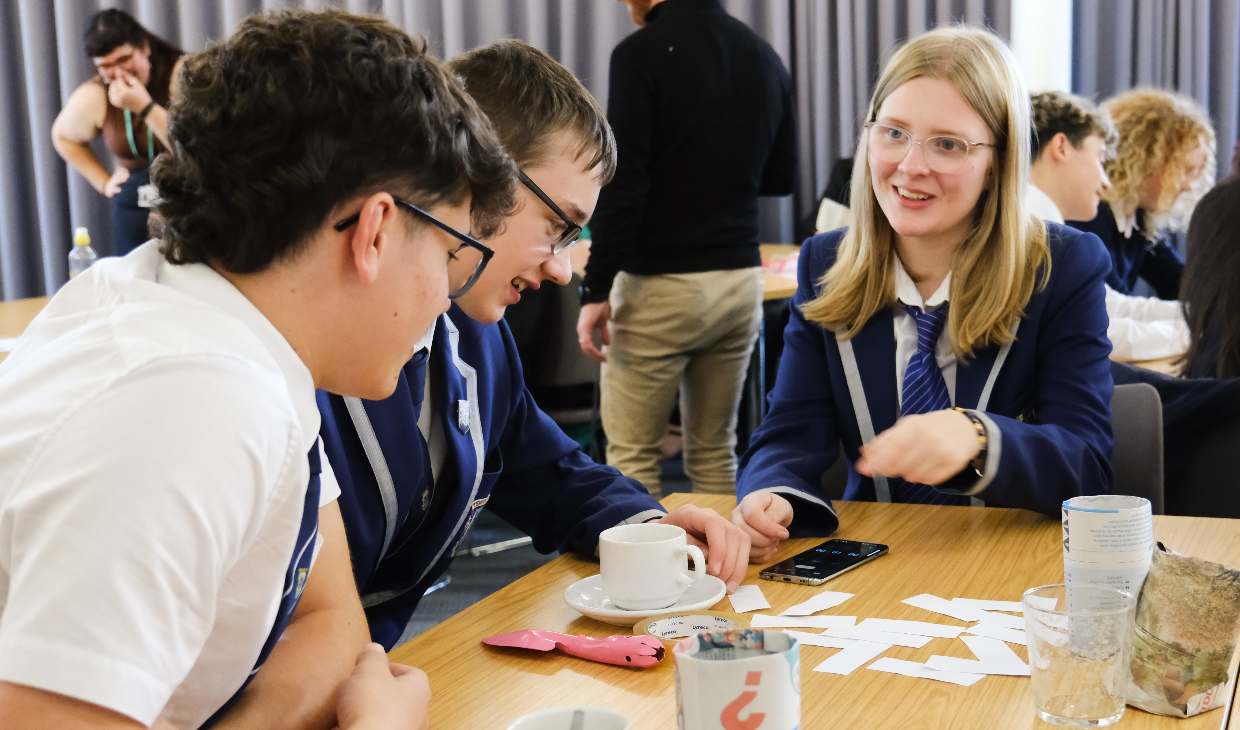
[1102,88,1215,236]
[802,26,1048,358]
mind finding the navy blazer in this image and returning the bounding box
[737,224,1115,533]
[319,307,663,648]
[1068,203,1183,299]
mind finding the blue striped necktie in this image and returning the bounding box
[898,303,963,504]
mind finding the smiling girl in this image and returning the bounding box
[731,27,1114,557]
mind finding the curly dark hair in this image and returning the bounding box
[448,39,617,183]
[1029,90,1116,161]
[152,9,517,273]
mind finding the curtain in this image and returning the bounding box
[2,0,1009,299]
[1074,0,1240,185]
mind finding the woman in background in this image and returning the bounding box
[732,26,1113,557]
[51,9,184,255]
[1180,176,1240,379]
[1068,89,1214,300]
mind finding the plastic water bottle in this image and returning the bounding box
[68,227,97,279]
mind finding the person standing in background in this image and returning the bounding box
[578,0,796,497]
[1067,88,1215,300]
[51,9,184,256]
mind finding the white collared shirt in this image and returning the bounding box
[0,242,337,728]
[413,320,447,483]
[1025,184,1189,360]
[893,259,956,407]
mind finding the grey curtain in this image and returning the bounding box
[3,0,1008,300]
[1073,0,1240,184]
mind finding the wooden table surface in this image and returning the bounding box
[391,494,1240,730]
[0,296,48,364]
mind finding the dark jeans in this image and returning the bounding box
[111,166,152,256]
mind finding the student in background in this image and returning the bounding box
[1181,176,1240,379]
[1028,90,1189,362]
[318,39,751,649]
[51,9,185,255]
[1068,88,1215,300]
[732,27,1113,558]
[0,10,515,728]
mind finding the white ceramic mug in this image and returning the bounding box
[598,523,705,610]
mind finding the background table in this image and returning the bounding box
[0,296,48,364]
[390,494,1240,729]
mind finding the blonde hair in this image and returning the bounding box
[1102,88,1215,237]
[802,26,1049,358]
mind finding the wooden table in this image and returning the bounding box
[760,242,799,302]
[391,494,1240,729]
[0,296,48,363]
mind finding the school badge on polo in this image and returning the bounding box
[457,399,470,432]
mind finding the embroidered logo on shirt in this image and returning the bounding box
[457,400,470,432]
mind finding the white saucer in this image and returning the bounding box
[563,574,727,626]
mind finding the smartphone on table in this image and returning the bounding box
[758,538,888,586]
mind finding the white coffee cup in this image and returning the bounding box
[598,523,706,610]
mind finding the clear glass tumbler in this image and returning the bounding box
[1023,584,1135,727]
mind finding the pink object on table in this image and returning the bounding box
[482,629,665,668]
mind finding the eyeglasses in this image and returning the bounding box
[518,170,583,254]
[333,197,494,299]
[865,122,996,174]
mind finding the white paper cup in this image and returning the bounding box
[674,629,800,730]
[1062,495,1153,600]
[599,523,705,610]
[507,706,630,730]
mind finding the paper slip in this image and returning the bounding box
[780,590,853,616]
[813,641,892,675]
[903,593,991,622]
[728,584,771,613]
[859,618,966,638]
[750,614,856,630]
[782,630,863,650]
[869,658,985,686]
[0,337,17,352]
[962,635,1026,665]
[926,655,1030,676]
[821,626,932,648]
[964,622,1027,646]
[952,598,1025,613]
[972,611,1025,631]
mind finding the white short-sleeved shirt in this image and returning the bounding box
[0,242,338,728]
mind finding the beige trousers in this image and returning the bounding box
[601,268,762,496]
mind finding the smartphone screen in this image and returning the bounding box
[758,539,888,586]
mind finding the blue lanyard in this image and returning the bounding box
[122,108,155,160]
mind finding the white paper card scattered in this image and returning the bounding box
[903,593,991,622]
[0,337,18,352]
[728,584,771,613]
[780,590,854,616]
[952,598,1024,613]
[961,635,1026,665]
[821,626,932,648]
[750,614,856,630]
[782,630,862,650]
[964,622,1028,646]
[868,658,985,686]
[972,612,1025,631]
[859,618,966,638]
[813,641,891,675]
[924,655,1029,676]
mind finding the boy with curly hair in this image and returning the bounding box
[0,9,515,729]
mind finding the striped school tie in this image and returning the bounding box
[898,303,965,505]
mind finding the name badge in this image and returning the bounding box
[457,400,470,432]
[137,183,160,208]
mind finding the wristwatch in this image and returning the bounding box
[953,407,988,478]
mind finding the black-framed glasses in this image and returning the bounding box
[333,197,494,299]
[518,170,583,254]
[864,121,996,174]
